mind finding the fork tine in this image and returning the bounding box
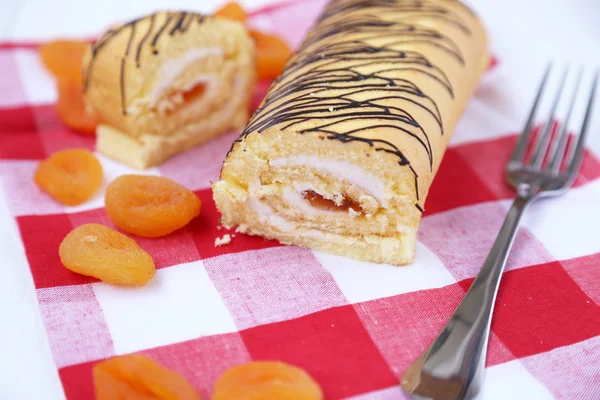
[566,69,599,182]
[509,63,553,164]
[530,66,570,167]
[549,67,583,171]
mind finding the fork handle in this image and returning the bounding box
[460,192,533,319]
[403,193,534,400]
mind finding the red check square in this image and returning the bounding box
[18,213,95,288]
[423,148,498,216]
[0,107,46,159]
[0,129,46,159]
[459,262,600,359]
[241,305,397,399]
[203,246,348,329]
[452,135,516,200]
[189,189,280,259]
[0,106,36,134]
[59,361,95,400]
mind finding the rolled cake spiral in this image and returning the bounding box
[83,11,256,169]
[213,0,489,265]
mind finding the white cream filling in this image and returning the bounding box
[269,156,389,207]
[248,182,294,232]
[150,47,224,107]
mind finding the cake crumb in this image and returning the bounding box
[214,234,232,247]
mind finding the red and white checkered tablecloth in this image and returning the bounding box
[1,0,600,399]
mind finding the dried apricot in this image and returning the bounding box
[39,39,89,84]
[59,223,155,286]
[215,2,246,22]
[93,354,201,400]
[105,175,201,238]
[34,148,103,206]
[56,80,100,134]
[250,30,292,81]
[39,40,99,134]
[212,361,323,400]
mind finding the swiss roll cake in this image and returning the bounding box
[83,11,256,169]
[213,0,489,265]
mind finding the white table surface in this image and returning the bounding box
[1,0,599,399]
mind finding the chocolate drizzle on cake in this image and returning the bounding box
[235,0,475,211]
[136,14,155,68]
[120,21,137,115]
[151,13,175,48]
[83,11,207,115]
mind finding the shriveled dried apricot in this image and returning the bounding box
[250,30,292,81]
[93,354,201,400]
[59,223,155,286]
[34,148,103,206]
[39,40,89,84]
[56,80,100,134]
[215,2,246,22]
[105,175,201,238]
[212,361,323,400]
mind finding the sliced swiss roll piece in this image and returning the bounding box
[83,11,256,169]
[213,0,489,265]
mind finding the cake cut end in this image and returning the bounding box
[213,130,421,266]
[83,11,256,169]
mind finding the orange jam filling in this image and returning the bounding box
[302,190,361,213]
[162,82,207,114]
[182,82,207,102]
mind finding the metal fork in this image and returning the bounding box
[400,64,599,400]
